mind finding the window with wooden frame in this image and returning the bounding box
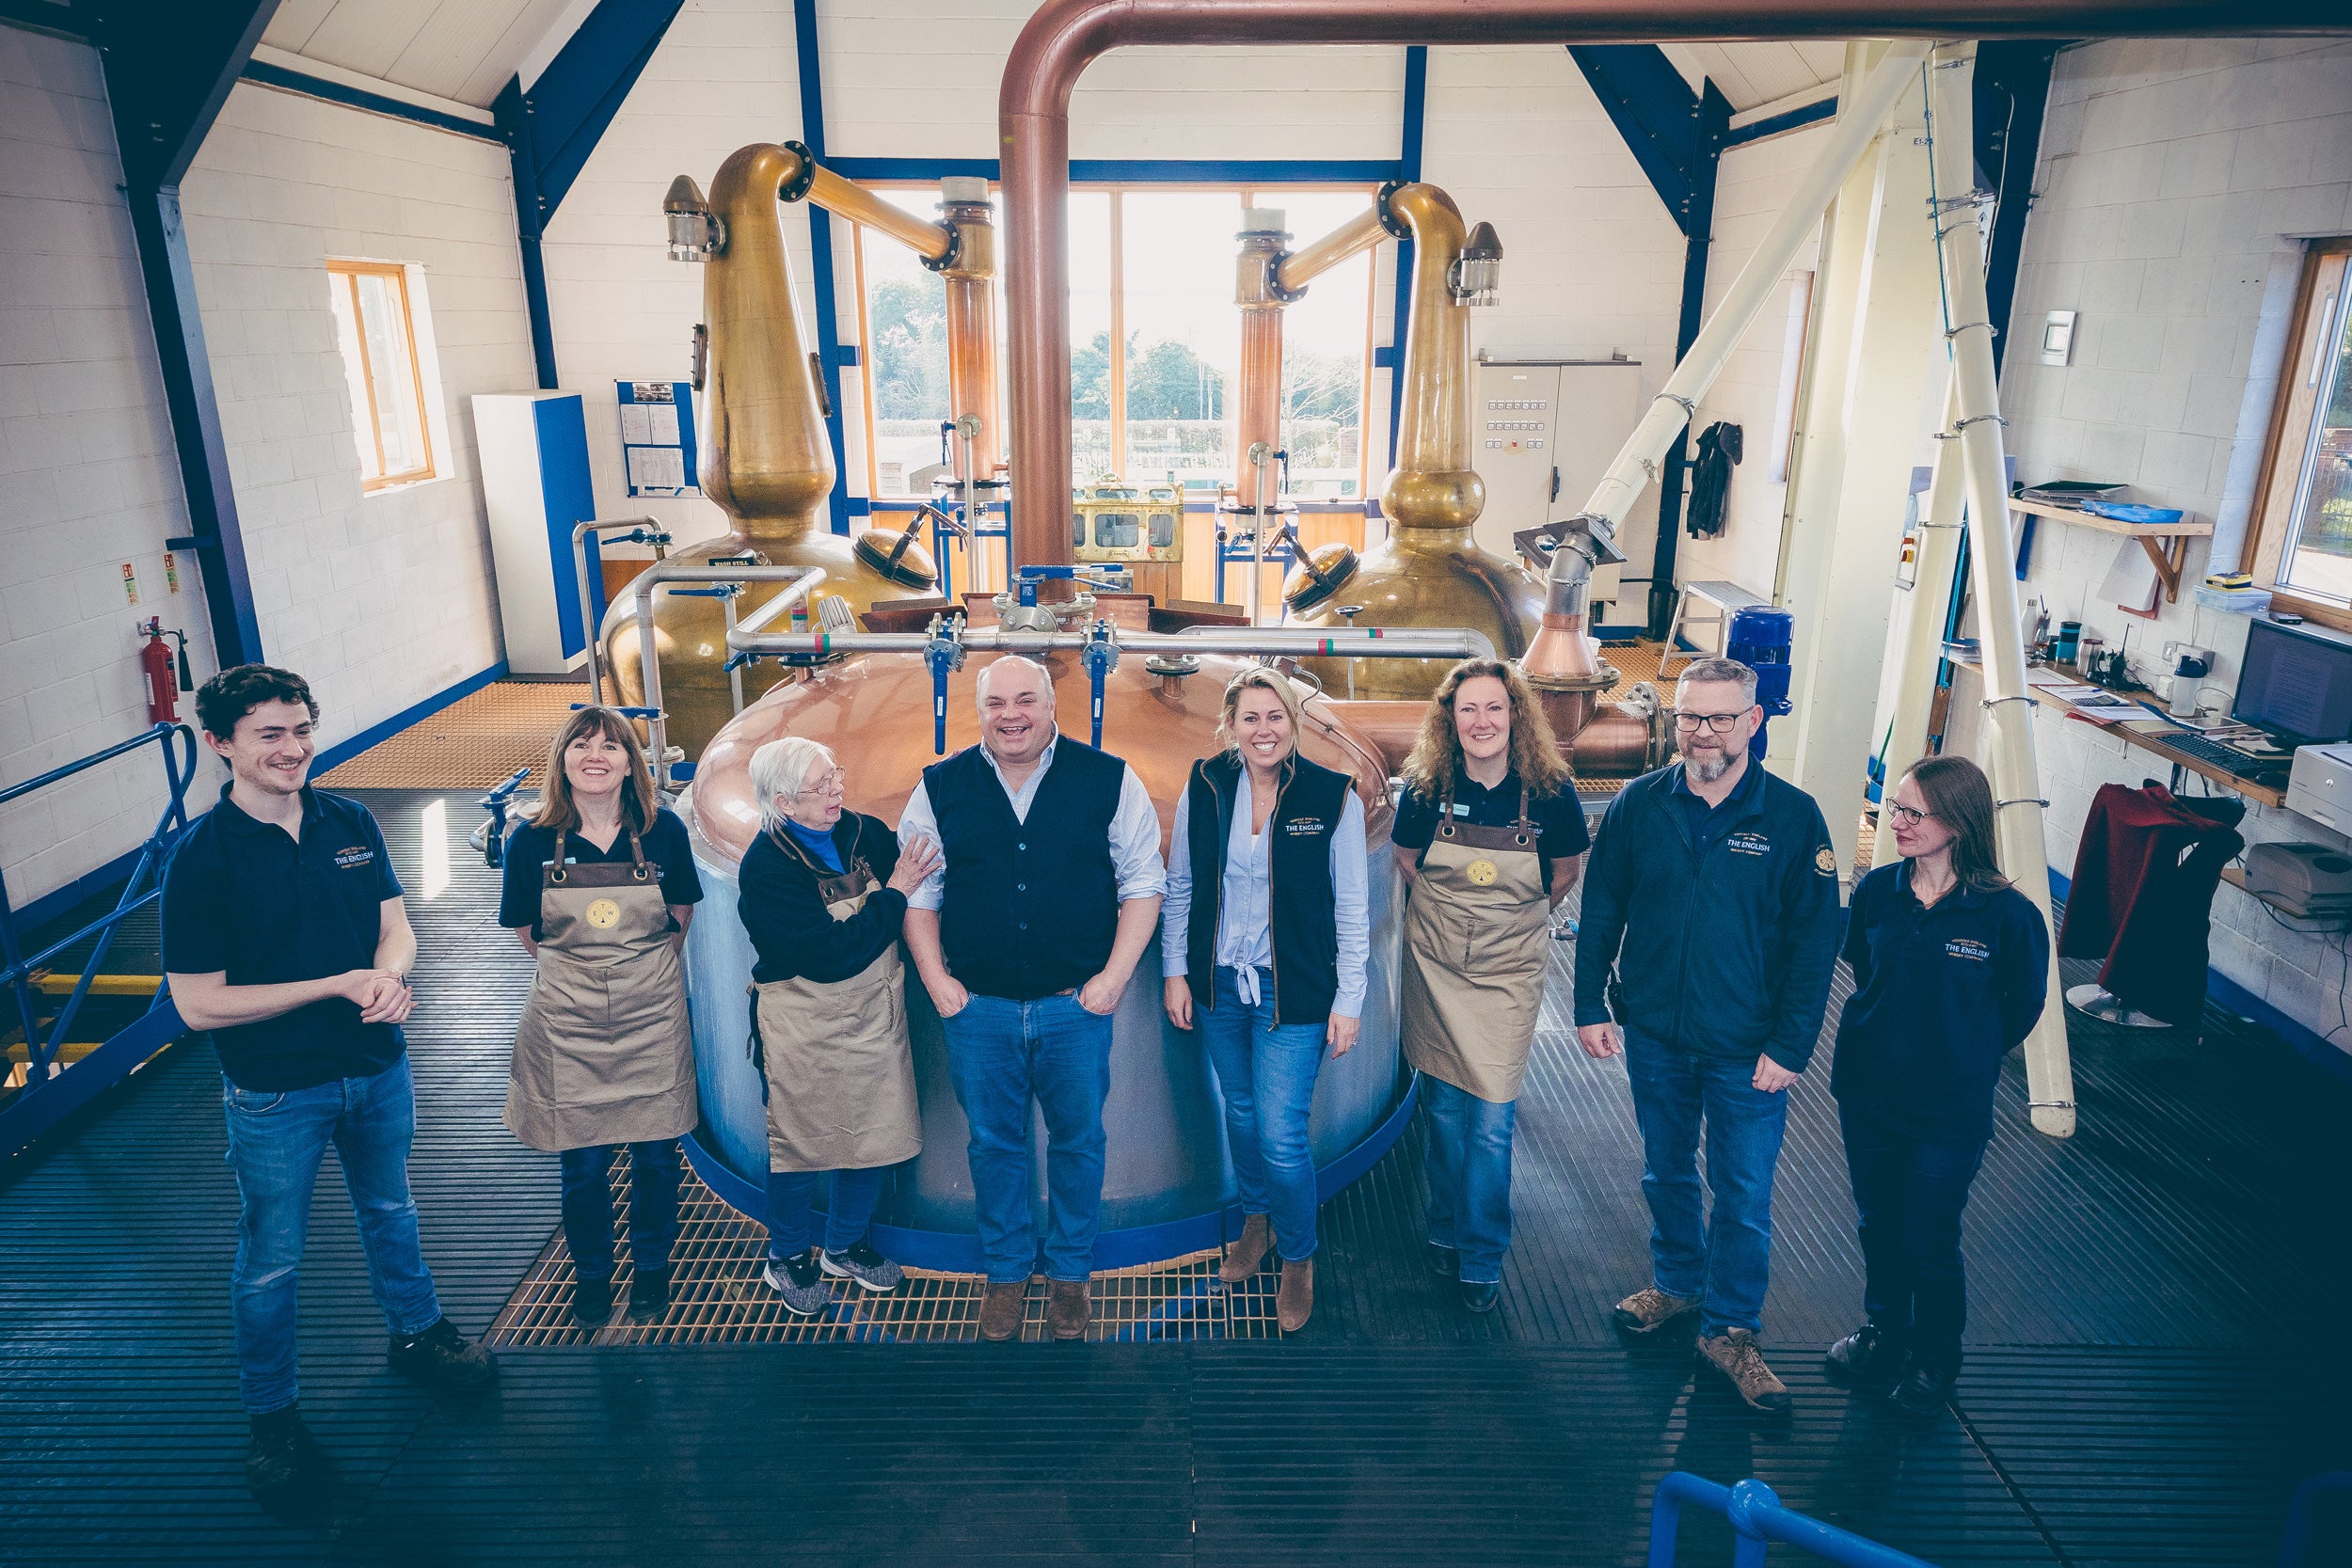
[2247,237,2352,629]
[326,260,435,491]
[850,184,1378,502]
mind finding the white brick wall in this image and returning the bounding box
[1945,37,2352,1053]
[0,28,212,909]
[1677,121,1833,600]
[181,81,536,753]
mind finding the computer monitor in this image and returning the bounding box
[2233,619,2352,744]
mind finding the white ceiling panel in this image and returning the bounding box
[260,0,575,108]
[1661,40,1844,114]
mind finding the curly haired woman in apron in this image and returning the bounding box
[501,707,703,1329]
[1391,660,1588,1313]
[737,736,939,1317]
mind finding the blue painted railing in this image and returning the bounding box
[1648,1473,1937,1568]
[2280,1473,2352,1568]
[0,723,199,1157]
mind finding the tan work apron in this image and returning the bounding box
[753,829,922,1173]
[505,828,697,1151]
[1399,785,1552,1104]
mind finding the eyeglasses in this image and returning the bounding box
[1673,710,1748,734]
[1885,803,1935,828]
[798,770,848,799]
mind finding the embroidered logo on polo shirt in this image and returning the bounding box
[1281,817,1327,836]
[333,845,374,871]
[1466,859,1499,886]
[1945,937,1992,962]
[585,898,622,929]
[1726,832,1772,857]
[1815,846,1837,877]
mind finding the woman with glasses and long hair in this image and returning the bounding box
[501,707,704,1328]
[1824,753,2047,1416]
[1161,668,1370,1332]
[738,736,941,1316]
[1391,658,1588,1312]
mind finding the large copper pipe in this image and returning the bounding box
[1232,214,1289,506]
[1276,202,1391,295]
[999,0,2336,568]
[940,183,1002,481]
[807,164,952,262]
[1382,182,1476,523]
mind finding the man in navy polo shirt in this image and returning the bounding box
[163,665,496,1499]
[898,656,1167,1343]
[1573,657,1842,1415]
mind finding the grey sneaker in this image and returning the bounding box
[1697,1328,1792,1413]
[761,1248,833,1317]
[1613,1286,1701,1336]
[820,1237,905,1293]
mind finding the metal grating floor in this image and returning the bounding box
[485,1150,1281,1345]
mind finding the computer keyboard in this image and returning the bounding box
[2157,732,2287,778]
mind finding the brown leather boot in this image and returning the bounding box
[978,1280,1025,1342]
[1047,1278,1090,1340]
[1276,1256,1314,1332]
[1218,1212,1272,1285]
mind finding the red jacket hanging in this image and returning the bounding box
[2058,783,2245,1027]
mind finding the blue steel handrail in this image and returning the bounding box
[2279,1472,2352,1568]
[1,723,200,1117]
[1648,1472,1938,1568]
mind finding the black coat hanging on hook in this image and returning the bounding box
[1686,421,1743,539]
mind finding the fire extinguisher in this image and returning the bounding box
[139,617,192,723]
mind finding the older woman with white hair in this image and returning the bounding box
[737,736,941,1316]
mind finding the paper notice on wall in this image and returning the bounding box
[628,447,687,491]
[878,461,905,495]
[642,403,679,444]
[620,404,654,443]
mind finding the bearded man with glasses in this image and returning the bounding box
[1571,657,1842,1414]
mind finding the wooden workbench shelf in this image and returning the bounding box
[2008,497,2213,604]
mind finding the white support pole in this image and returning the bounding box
[1927,49,2075,1139]
[1577,40,1933,533]
[1874,372,1965,783]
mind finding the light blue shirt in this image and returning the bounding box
[1161,766,1370,1017]
[897,730,1167,913]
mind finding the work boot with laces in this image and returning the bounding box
[386,1317,500,1395]
[1613,1286,1701,1337]
[1697,1328,1791,1414]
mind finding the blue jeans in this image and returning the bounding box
[1198,966,1327,1261]
[557,1140,681,1282]
[1841,1103,1986,1368]
[221,1055,442,1414]
[766,1165,887,1259]
[940,991,1114,1284]
[1622,1026,1789,1336]
[1421,1075,1518,1284]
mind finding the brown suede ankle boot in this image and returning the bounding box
[1276,1256,1314,1332]
[1048,1279,1090,1340]
[978,1280,1025,1342]
[1219,1213,1272,1285]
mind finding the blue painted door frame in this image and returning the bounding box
[1568,45,1730,638]
[94,0,283,671]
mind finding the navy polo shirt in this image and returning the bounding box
[498,807,703,940]
[1392,768,1591,891]
[1670,752,1767,856]
[163,784,405,1092]
[1833,859,2051,1146]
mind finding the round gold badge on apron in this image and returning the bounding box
[583,897,622,929]
[1466,858,1499,886]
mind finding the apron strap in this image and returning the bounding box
[1437,786,1456,840]
[627,826,651,882]
[548,831,568,882]
[1513,784,1535,848]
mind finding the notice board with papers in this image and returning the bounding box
[616,380,700,497]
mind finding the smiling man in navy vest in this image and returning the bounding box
[899,656,1167,1342]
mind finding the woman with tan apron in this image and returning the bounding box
[736,736,939,1317]
[501,707,702,1329]
[1391,660,1589,1313]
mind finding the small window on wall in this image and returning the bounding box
[326,260,435,491]
[2249,238,2352,623]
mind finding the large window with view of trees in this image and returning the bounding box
[854,184,1376,502]
[2249,238,2352,627]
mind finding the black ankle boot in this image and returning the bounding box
[1823,1323,1908,1388]
[246,1404,329,1495]
[628,1267,672,1323]
[1890,1354,1960,1417]
[573,1274,614,1329]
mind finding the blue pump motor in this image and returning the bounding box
[1725,605,1795,762]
